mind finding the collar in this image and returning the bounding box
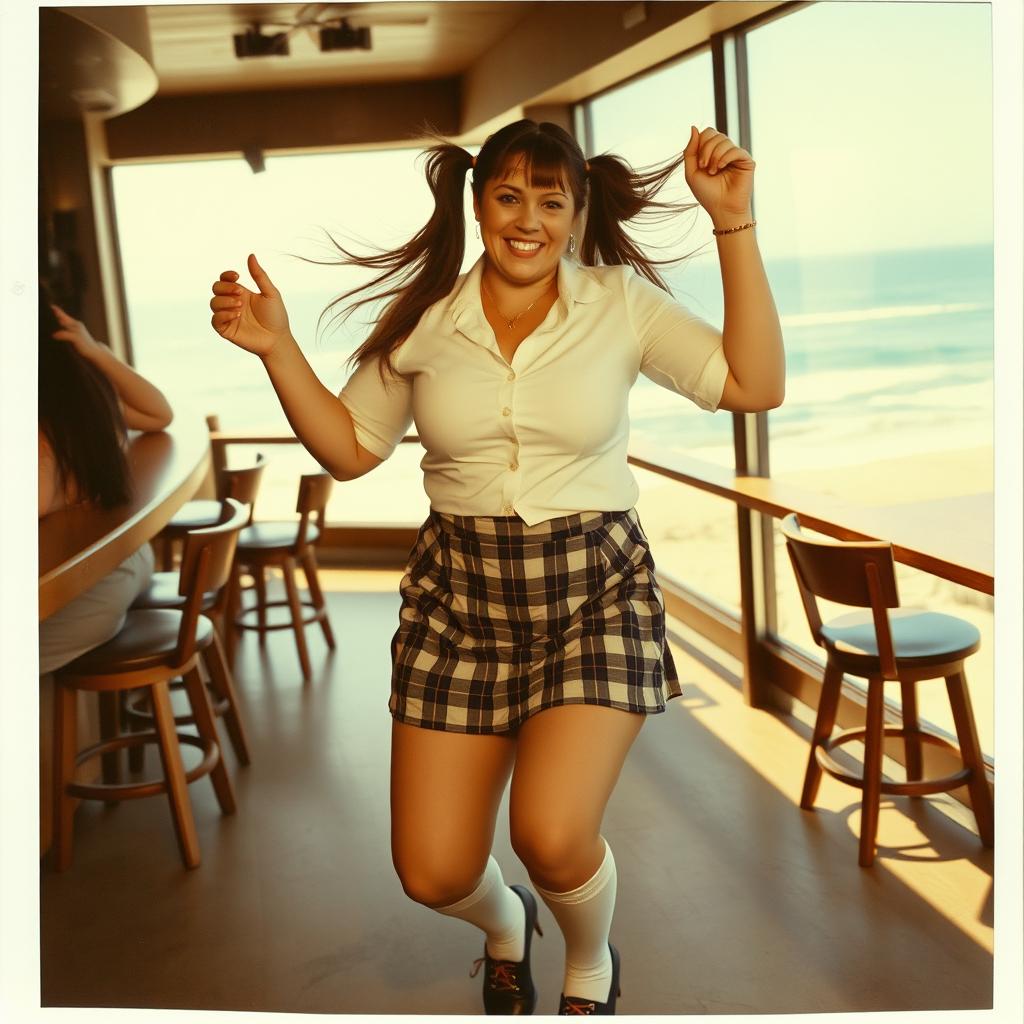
[449,255,610,335]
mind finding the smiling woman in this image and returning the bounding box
[206,115,785,1016]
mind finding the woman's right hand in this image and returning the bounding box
[210,253,292,358]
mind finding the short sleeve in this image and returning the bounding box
[626,269,729,412]
[337,355,414,461]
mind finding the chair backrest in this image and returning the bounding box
[175,498,250,664]
[293,471,334,554]
[780,513,901,678]
[221,453,266,525]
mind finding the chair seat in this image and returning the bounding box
[821,607,981,670]
[132,572,217,611]
[60,609,216,676]
[164,499,224,532]
[237,521,320,552]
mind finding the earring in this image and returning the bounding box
[568,233,577,256]
[475,222,480,239]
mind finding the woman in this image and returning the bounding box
[38,292,174,674]
[209,120,783,1015]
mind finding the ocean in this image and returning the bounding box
[128,242,994,480]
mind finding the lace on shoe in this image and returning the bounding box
[469,956,521,992]
[561,996,598,1014]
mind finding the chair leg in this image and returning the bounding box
[160,534,175,572]
[203,630,251,766]
[97,691,122,794]
[127,688,149,773]
[150,679,201,869]
[53,681,78,872]
[945,670,994,847]
[182,666,237,815]
[899,680,924,789]
[225,560,243,669]
[302,550,336,649]
[859,677,886,868]
[282,555,313,681]
[253,564,268,643]
[800,660,843,810]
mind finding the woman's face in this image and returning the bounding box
[473,160,577,288]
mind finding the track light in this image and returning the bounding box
[319,21,371,52]
[233,27,290,59]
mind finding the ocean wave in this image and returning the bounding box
[780,301,989,329]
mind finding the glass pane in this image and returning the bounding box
[635,469,741,612]
[586,49,735,468]
[748,2,994,755]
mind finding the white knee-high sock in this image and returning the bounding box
[434,855,527,961]
[533,837,616,1003]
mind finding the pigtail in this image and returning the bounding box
[313,140,474,382]
[582,152,705,291]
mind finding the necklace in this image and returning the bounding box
[481,277,555,331]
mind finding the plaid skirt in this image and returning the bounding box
[389,507,682,733]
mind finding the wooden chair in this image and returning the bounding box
[52,499,250,871]
[231,471,336,681]
[157,418,265,570]
[781,513,994,867]
[129,498,254,767]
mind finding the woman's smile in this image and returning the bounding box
[474,164,576,287]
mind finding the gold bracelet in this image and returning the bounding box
[712,219,757,236]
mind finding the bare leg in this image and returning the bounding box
[509,704,646,1004]
[390,719,516,907]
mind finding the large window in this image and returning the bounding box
[112,148,482,525]
[746,1,994,755]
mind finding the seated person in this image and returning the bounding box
[38,290,174,674]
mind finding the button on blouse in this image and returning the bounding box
[338,256,728,526]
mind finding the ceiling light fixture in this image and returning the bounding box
[233,27,290,59]
[318,20,371,52]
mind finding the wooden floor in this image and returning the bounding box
[40,568,994,1015]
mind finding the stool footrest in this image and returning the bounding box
[125,682,228,726]
[235,598,326,632]
[69,731,220,802]
[816,726,972,797]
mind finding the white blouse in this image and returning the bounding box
[338,256,728,526]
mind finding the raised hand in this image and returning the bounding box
[50,304,103,357]
[684,125,755,223]
[210,253,293,358]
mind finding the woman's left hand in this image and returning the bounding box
[684,126,755,221]
[50,304,103,359]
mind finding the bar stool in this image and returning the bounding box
[129,499,254,767]
[157,422,265,570]
[232,471,335,681]
[781,513,994,867]
[52,499,249,871]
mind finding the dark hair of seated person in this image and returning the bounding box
[38,288,132,508]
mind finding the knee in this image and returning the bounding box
[392,851,486,909]
[509,818,588,891]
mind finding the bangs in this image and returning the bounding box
[493,138,571,192]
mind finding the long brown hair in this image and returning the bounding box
[38,288,132,508]
[318,119,704,380]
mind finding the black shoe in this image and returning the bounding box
[557,942,621,1015]
[469,884,543,1015]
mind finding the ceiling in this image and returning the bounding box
[144,2,537,95]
